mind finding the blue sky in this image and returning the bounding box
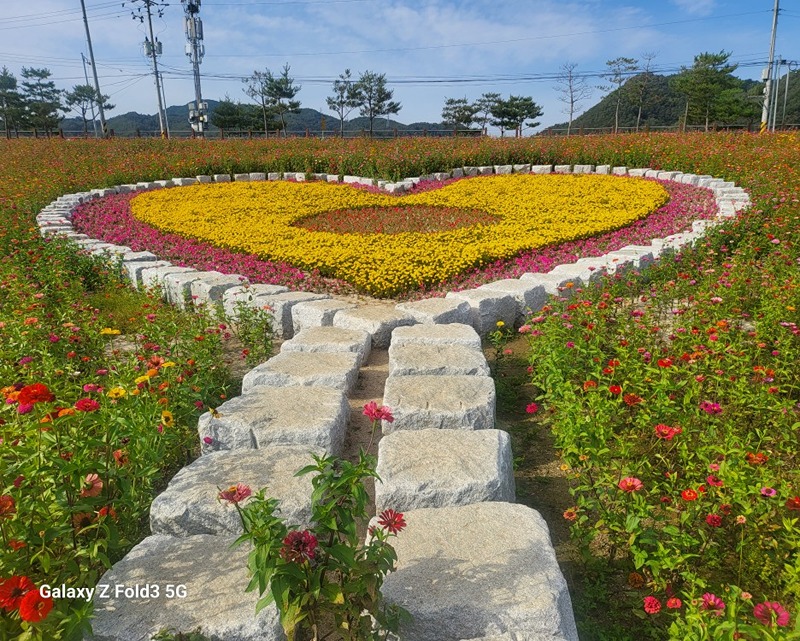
[2,1,797,131]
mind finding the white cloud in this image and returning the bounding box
[671,0,716,17]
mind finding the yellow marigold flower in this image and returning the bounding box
[161,410,175,427]
[496,321,505,328]
[100,328,121,335]
[107,387,127,399]
[134,375,150,385]
[161,361,176,368]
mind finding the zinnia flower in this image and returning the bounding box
[16,383,54,405]
[161,410,174,428]
[0,575,35,611]
[363,401,394,423]
[786,496,800,511]
[525,403,539,414]
[705,513,722,527]
[643,596,661,614]
[377,508,407,534]
[218,483,252,504]
[618,477,643,492]
[74,398,100,412]
[681,488,698,501]
[701,592,725,616]
[18,588,53,623]
[654,424,682,440]
[280,530,318,563]
[80,473,103,498]
[760,487,777,497]
[608,385,622,395]
[666,597,682,609]
[107,387,127,399]
[0,495,15,519]
[753,601,791,627]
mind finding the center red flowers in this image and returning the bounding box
[16,383,54,406]
[654,424,682,440]
[0,575,35,611]
[0,495,15,519]
[18,588,53,623]
[74,397,100,412]
[280,530,318,563]
[618,477,644,492]
[363,401,394,423]
[218,483,252,504]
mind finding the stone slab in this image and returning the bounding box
[241,351,360,394]
[445,289,518,334]
[87,534,282,641]
[390,323,481,350]
[123,260,172,289]
[150,446,321,536]
[213,174,231,183]
[377,503,579,641]
[477,279,549,316]
[164,270,221,309]
[332,306,416,348]
[190,273,248,307]
[382,375,495,434]
[140,265,196,293]
[395,297,472,325]
[281,326,371,367]
[198,385,349,454]
[255,291,331,339]
[375,429,514,512]
[388,343,489,377]
[572,164,594,174]
[222,284,291,318]
[291,299,357,334]
[120,250,158,263]
[518,272,581,296]
[530,165,553,174]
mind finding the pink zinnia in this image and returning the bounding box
[705,513,722,527]
[377,509,407,534]
[618,477,643,492]
[701,592,725,616]
[753,601,791,627]
[363,401,394,423]
[525,403,539,414]
[666,597,682,609]
[218,483,252,504]
[654,424,682,440]
[79,473,103,498]
[643,596,661,614]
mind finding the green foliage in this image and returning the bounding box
[151,628,209,641]
[441,97,479,131]
[225,298,275,367]
[353,71,401,138]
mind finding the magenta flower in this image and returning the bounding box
[699,401,723,415]
[280,530,318,563]
[218,483,252,504]
[701,592,725,616]
[525,403,539,414]
[643,596,661,614]
[377,509,407,534]
[363,401,394,423]
[753,601,791,627]
[760,487,777,497]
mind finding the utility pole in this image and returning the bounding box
[182,0,207,136]
[130,0,169,138]
[761,0,780,133]
[79,0,108,137]
[81,53,99,137]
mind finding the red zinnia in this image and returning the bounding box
[280,530,318,563]
[363,401,394,423]
[657,358,674,368]
[753,601,791,627]
[0,576,36,611]
[74,398,100,412]
[608,385,622,395]
[583,380,597,391]
[218,483,252,504]
[16,383,54,405]
[705,513,722,527]
[681,488,698,501]
[623,393,643,406]
[786,496,800,511]
[18,588,53,623]
[666,597,682,609]
[377,509,407,534]
[525,403,539,414]
[618,477,644,492]
[0,495,15,519]
[643,596,661,614]
[654,424,682,440]
[746,452,769,465]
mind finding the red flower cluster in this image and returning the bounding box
[16,383,55,405]
[363,401,394,423]
[0,576,53,622]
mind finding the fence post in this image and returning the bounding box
[248,130,252,139]
[220,127,225,139]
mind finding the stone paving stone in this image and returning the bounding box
[213,174,231,182]
[611,166,628,175]
[268,172,282,181]
[595,165,611,174]
[553,164,571,173]
[332,306,416,348]
[388,343,489,377]
[222,284,291,318]
[390,323,481,350]
[549,260,607,285]
[477,166,493,175]
[518,272,581,296]
[249,172,266,181]
[149,446,321,536]
[196,175,212,184]
[602,246,655,270]
[494,165,513,174]
[233,173,250,181]
[512,164,531,173]
[163,270,220,309]
[172,177,197,186]
[280,326,371,367]
[292,299,356,334]
[462,166,479,177]
[241,351,360,394]
[477,279,549,316]
[190,273,248,307]
[572,164,594,173]
[394,297,472,325]
[123,260,172,289]
[198,385,349,454]
[120,250,158,263]
[375,429,514,512]
[87,534,282,641]
[627,168,649,177]
[444,289,518,334]
[377,502,579,641]
[382,375,495,434]
[250,291,330,339]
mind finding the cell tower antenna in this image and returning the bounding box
[128,0,169,138]
[183,0,207,136]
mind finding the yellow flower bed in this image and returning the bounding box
[130,174,668,297]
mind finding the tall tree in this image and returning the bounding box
[326,69,360,138]
[630,52,658,132]
[600,56,638,133]
[0,67,23,137]
[441,97,478,130]
[555,63,592,136]
[671,50,739,131]
[472,92,500,133]
[266,63,301,136]
[20,67,63,133]
[243,70,277,133]
[490,95,543,137]
[353,71,401,138]
[210,95,263,131]
[65,84,114,135]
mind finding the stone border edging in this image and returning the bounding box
[37,164,749,641]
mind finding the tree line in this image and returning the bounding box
[0,67,113,136]
[440,94,543,137]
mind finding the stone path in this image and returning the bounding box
[37,164,750,641]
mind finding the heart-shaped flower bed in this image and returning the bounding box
[129,174,668,297]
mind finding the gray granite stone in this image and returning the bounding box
[241,351,361,394]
